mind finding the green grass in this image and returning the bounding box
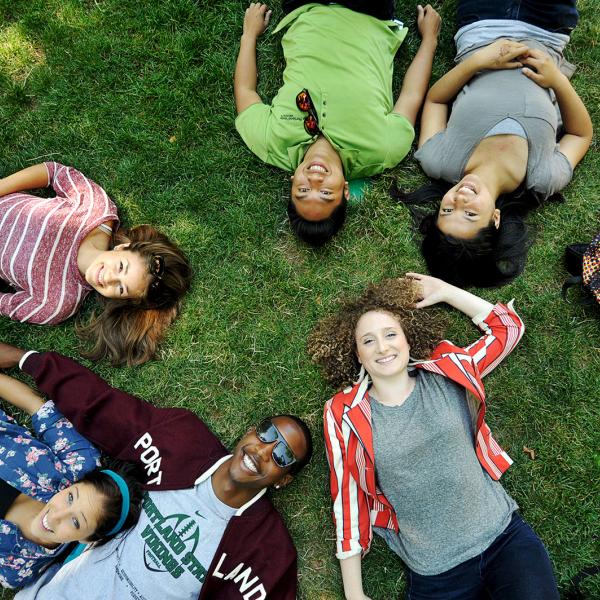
[0,0,599,598]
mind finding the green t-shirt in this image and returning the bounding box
[235,4,415,180]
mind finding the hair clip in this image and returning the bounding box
[150,255,165,290]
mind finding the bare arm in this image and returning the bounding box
[392,5,441,126]
[407,272,494,318]
[521,48,593,168]
[419,39,528,147]
[0,373,44,416]
[234,3,271,114]
[0,163,49,197]
[340,555,371,600]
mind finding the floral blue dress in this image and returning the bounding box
[0,400,100,588]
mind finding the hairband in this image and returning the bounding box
[101,469,131,536]
[63,470,130,564]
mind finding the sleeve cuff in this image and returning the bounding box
[19,350,39,370]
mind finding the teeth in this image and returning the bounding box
[458,184,476,194]
[243,453,258,473]
[308,165,327,173]
[42,513,51,531]
[377,355,396,364]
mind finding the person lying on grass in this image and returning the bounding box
[0,342,313,600]
[234,1,441,246]
[0,372,142,589]
[309,273,560,599]
[0,162,192,365]
[395,0,593,287]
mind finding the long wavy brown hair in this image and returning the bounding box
[77,225,192,366]
[307,278,447,389]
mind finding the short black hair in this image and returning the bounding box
[271,414,313,476]
[287,197,347,247]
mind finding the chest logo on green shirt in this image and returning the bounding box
[280,114,303,121]
[140,494,208,583]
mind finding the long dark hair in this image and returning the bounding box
[79,459,144,546]
[77,225,192,366]
[391,180,563,288]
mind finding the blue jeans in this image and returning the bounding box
[457,0,579,34]
[406,513,560,600]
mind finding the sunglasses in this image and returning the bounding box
[255,419,297,469]
[296,89,321,136]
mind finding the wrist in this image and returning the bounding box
[550,71,569,91]
[419,36,438,51]
[241,32,258,45]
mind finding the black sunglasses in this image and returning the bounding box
[295,89,321,136]
[255,419,297,469]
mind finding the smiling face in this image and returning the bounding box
[290,140,349,221]
[437,174,501,239]
[228,417,308,490]
[355,311,411,381]
[84,246,152,299]
[30,483,104,547]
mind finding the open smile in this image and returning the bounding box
[41,512,54,533]
[307,162,328,174]
[96,265,104,287]
[242,451,259,474]
[376,354,397,364]
[457,183,477,195]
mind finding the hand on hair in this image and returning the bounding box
[473,39,529,71]
[405,272,450,309]
[520,48,563,89]
[243,3,272,39]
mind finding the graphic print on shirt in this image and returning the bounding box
[140,494,208,583]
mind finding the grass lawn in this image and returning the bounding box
[0,0,598,598]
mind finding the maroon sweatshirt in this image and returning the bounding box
[21,351,297,600]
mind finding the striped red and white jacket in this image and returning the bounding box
[323,302,524,560]
[0,162,118,325]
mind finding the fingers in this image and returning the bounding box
[522,67,542,83]
[417,4,424,22]
[265,8,272,26]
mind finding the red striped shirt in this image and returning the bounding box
[0,163,118,325]
[323,303,525,559]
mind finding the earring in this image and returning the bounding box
[274,484,281,490]
[353,364,366,385]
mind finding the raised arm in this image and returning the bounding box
[409,272,494,317]
[0,163,49,197]
[408,273,524,375]
[419,39,528,147]
[392,4,441,126]
[521,48,593,168]
[0,372,45,415]
[234,2,271,114]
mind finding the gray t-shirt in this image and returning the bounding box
[414,22,573,201]
[16,477,236,600]
[371,370,517,576]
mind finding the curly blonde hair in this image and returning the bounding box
[307,278,447,389]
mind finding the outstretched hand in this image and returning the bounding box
[243,3,272,38]
[406,272,450,309]
[473,39,529,71]
[417,4,441,43]
[520,47,563,89]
